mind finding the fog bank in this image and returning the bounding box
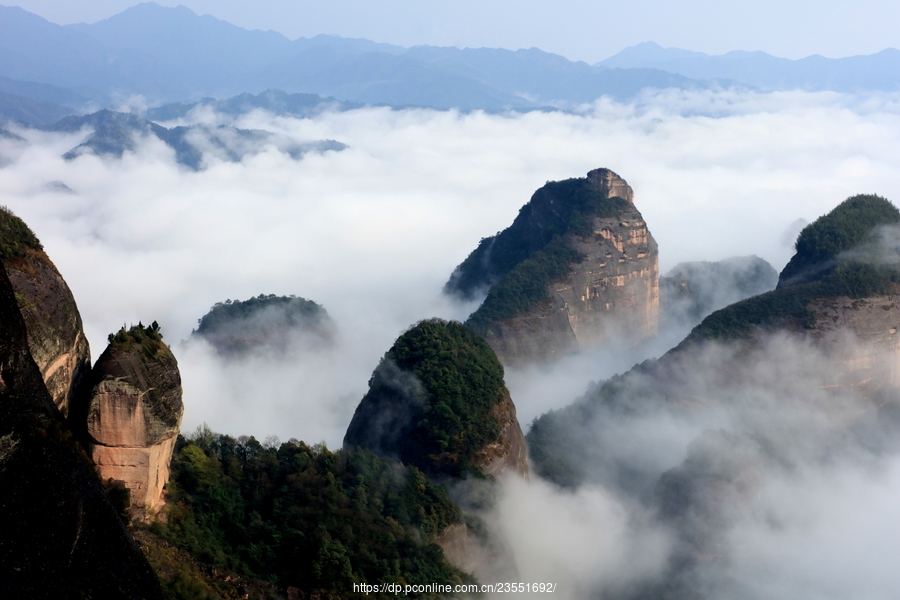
[1,90,900,444]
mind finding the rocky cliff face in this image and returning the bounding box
[85,324,183,518]
[487,204,659,365]
[448,169,658,367]
[475,389,529,478]
[527,193,900,599]
[0,260,164,597]
[5,248,91,417]
[0,209,91,417]
[804,294,900,395]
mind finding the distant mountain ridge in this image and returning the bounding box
[1,3,898,118]
[46,108,347,169]
[0,3,722,110]
[600,41,900,92]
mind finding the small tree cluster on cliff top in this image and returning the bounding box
[108,321,163,344]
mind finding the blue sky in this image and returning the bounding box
[8,0,900,63]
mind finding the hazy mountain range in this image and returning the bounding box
[599,41,900,92]
[2,2,899,125]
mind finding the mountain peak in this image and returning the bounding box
[598,41,709,67]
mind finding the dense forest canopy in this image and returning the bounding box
[344,319,506,478]
[778,194,900,288]
[144,428,469,599]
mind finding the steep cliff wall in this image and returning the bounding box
[0,260,163,598]
[448,169,658,366]
[485,206,659,365]
[85,324,183,518]
[0,208,91,417]
[804,294,900,395]
[6,249,92,417]
[527,193,900,598]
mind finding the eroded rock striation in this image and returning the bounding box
[446,168,658,366]
[0,208,91,417]
[85,323,184,517]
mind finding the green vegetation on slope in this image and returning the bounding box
[447,178,630,299]
[779,194,900,287]
[0,205,42,259]
[526,359,660,489]
[527,194,900,489]
[108,320,164,348]
[465,237,581,334]
[146,428,469,599]
[444,176,631,333]
[196,295,327,334]
[194,294,332,355]
[345,319,505,478]
[686,194,900,342]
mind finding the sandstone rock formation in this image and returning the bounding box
[447,168,658,366]
[344,318,528,479]
[0,208,91,417]
[85,323,184,518]
[0,258,164,597]
[475,388,529,478]
[526,193,900,599]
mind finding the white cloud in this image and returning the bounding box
[1,91,900,445]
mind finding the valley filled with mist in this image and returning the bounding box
[3,3,900,599]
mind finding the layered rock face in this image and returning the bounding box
[475,388,529,478]
[86,325,184,517]
[5,248,91,417]
[488,204,659,365]
[448,169,658,366]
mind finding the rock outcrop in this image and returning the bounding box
[344,318,527,577]
[447,168,658,366]
[660,255,778,330]
[526,193,900,599]
[0,255,164,597]
[344,318,528,479]
[84,323,184,518]
[0,208,91,417]
[191,293,335,357]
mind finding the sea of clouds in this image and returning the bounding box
[4,88,900,598]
